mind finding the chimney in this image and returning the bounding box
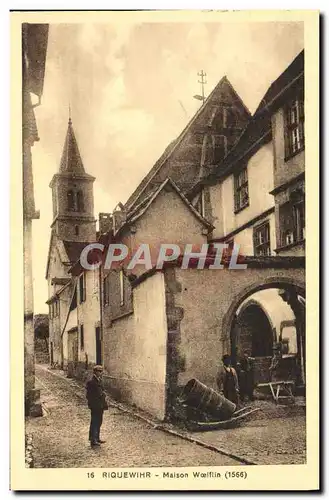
[112,203,127,234]
[99,213,113,235]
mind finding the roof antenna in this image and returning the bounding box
[193,70,207,105]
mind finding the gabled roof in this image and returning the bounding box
[59,119,87,175]
[124,76,251,210]
[45,231,89,279]
[117,177,214,237]
[187,50,304,199]
[45,230,56,279]
[62,241,89,264]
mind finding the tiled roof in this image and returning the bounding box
[255,50,304,115]
[116,177,214,238]
[124,76,251,210]
[59,119,87,175]
[62,241,90,264]
[187,50,304,197]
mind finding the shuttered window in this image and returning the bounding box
[284,96,305,159]
[234,167,249,212]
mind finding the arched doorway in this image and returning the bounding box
[236,301,274,358]
[224,278,305,387]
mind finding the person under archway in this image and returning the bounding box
[216,354,239,405]
[236,350,255,402]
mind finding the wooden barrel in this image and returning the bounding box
[181,378,236,420]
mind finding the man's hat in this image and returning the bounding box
[93,365,103,372]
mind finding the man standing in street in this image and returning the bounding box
[86,365,108,447]
[216,354,240,405]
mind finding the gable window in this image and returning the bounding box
[119,269,124,306]
[103,275,109,306]
[80,324,84,351]
[234,167,249,213]
[253,222,271,256]
[279,190,305,247]
[79,273,86,303]
[67,190,75,211]
[213,135,227,161]
[284,96,305,159]
[223,106,238,129]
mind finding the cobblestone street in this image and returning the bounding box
[27,365,241,468]
[26,365,306,468]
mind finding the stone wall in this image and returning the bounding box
[102,272,168,420]
[164,264,305,407]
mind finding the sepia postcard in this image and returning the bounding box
[10,9,319,491]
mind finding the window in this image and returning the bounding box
[284,96,305,159]
[119,269,124,306]
[75,225,79,236]
[67,190,75,211]
[279,191,305,247]
[213,135,227,160]
[234,167,249,212]
[207,106,218,127]
[77,191,84,212]
[80,324,84,351]
[79,273,86,303]
[70,288,77,311]
[103,275,109,306]
[253,222,271,256]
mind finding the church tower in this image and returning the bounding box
[49,118,96,242]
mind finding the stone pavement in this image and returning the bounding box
[190,414,306,465]
[27,365,240,468]
[27,365,306,468]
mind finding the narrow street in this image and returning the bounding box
[27,365,242,468]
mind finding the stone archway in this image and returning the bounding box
[235,300,274,357]
[222,276,305,338]
[222,276,305,386]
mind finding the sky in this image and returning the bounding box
[31,21,304,313]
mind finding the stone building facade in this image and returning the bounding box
[46,51,306,419]
[22,23,48,416]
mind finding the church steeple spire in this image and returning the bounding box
[59,118,86,175]
[49,115,96,243]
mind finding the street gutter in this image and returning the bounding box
[38,365,256,466]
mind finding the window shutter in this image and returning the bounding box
[284,105,291,159]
